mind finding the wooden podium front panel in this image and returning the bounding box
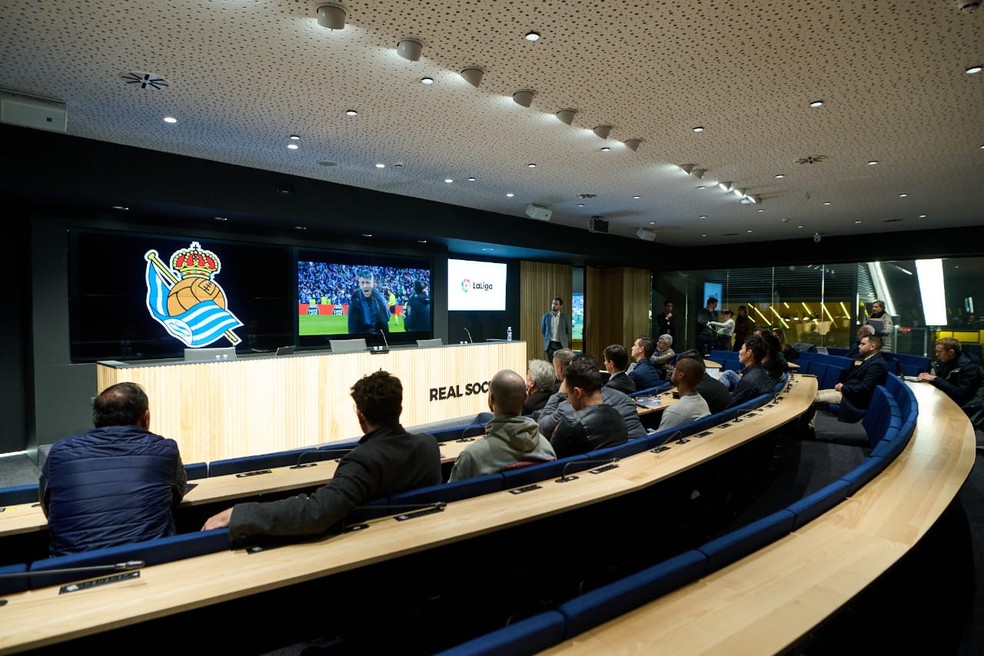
[96,342,526,463]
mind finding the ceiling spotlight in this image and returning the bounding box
[632,195,641,199]
[420,76,434,85]
[512,90,534,107]
[467,176,476,181]
[750,195,761,204]
[345,109,358,116]
[692,126,704,133]
[289,135,300,141]
[287,143,299,150]
[867,160,879,165]
[697,185,706,190]
[622,138,642,152]
[375,163,385,168]
[444,178,453,183]
[556,108,576,125]
[691,168,706,180]
[775,173,785,179]
[316,3,347,30]
[214,216,228,221]
[680,164,695,175]
[525,31,541,41]
[396,38,423,61]
[810,100,824,108]
[460,67,484,87]
[506,192,514,197]
[899,192,908,197]
[592,125,612,139]
[719,181,733,192]
[600,147,611,152]
[527,163,537,168]
[734,188,746,197]
[163,116,177,124]
[966,65,983,74]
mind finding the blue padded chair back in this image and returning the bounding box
[787,480,851,530]
[698,509,795,574]
[209,446,345,477]
[501,454,588,489]
[0,563,29,595]
[0,484,40,507]
[861,386,892,447]
[840,455,888,494]
[434,610,567,656]
[631,382,671,397]
[558,550,707,638]
[184,462,208,480]
[390,472,504,505]
[30,529,230,589]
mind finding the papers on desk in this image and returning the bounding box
[634,396,663,409]
[904,375,923,383]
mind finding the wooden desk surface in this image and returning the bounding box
[543,381,975,656]
[0,378,816,653]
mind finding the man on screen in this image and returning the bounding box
[347,269,390,334]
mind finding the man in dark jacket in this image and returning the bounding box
[347,269,390,335]
[628,336,663,391]
[603,343,637,395]
[918,338,984,410]
[40,382,187,556]
[204,371,441,540]
[815,334,888,422]
[728,335,776,408]
[549,355,627,458]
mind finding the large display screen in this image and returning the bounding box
[69,229,292,362]
[447,258,507,311]
[297,250,432,344]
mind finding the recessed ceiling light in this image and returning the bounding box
[577,203,584,207]
[747,230,753,233]
[506,192,514,197]
[444,178,453,183]
[633,195,641,199]
[214,216,228,221]
[898,193,908,198]
[798,225,805,228]
[111,205,129,211]
[287,143,299,150]
[823,201,832,206]
[699,215,707,219]
[467,176,476,181]
[289,135,300,141]
[775,174,785,179]
[295,225,307,230]
[527,163,536,168]
[919,214,927,218]
[345,109,358,116]
[163,116,177,124]
[757,209,765,213]
[600,147,611,152]
[420,77,434,85]
[966,65,983,75]
[701,234,707,237]
[362,233,373,237]
[525,31,540,41]
[649,221,655,225]
[697,185,706,190]
[810,100,824,108]
[692,126,704,133]
[418,240,427,244]
[867,160,879,166]
[854,219,862,224]
[375,163,385,168]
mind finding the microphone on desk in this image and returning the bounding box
[651,430,682,454]
[463,328,474,344]
[371,328,390,354]
[555,457,619,483]
[290,450,337,469]
[343,502,447,531]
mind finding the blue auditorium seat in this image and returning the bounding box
[698,509,796,574]
[787,480,851,530]
[0,562,29,595]
[840,456,887,494]
[209,445,349,477]
[0,484,39,507]
[391,472,504,505]
[184,462,208,480]
[434,610,567,656]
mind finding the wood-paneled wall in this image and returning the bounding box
[520,261,573,364]
[584,266,652,360]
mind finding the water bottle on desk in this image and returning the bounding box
[506,326,513,341]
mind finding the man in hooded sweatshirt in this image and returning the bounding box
[448,369,556,481]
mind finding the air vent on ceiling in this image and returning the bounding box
[575,193,597,200]
[883,218,904,223]
[796,155,828,165]
[121,72,169,91]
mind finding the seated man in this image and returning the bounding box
[815,334,888,422]
[676,350,733,414]
[449,370,555,481]
[847,324,876,360]
[628,335,663,391]
[204,371,441,539]
[524,359,558,414]
[728,335,776,408]
[549,355,628,458]
[552,348,576,389]
[650,334,676,377]
[917,338,984,411]
[761,332,789,383]
[603,344,636,394]
[658,357,711,431]
[40,382,187,556]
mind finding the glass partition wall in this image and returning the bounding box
[659,256,984,358]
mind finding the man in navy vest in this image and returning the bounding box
[40,382,187,556]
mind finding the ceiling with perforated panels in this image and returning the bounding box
[0,0,982,247]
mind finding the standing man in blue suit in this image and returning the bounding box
[541,296,571,361]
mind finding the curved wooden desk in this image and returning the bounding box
[542,381,975,655]
[0,378,815,653]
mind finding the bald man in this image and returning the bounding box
[448,369,556,481]
[658,357,711,431]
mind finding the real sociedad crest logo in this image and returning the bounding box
[144,242,242,348]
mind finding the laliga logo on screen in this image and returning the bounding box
[460,278,471,293]
[143,242,243,348]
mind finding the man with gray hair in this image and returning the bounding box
[650,333,676,378]
[450,369,556,481]
[524,359,558,414]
